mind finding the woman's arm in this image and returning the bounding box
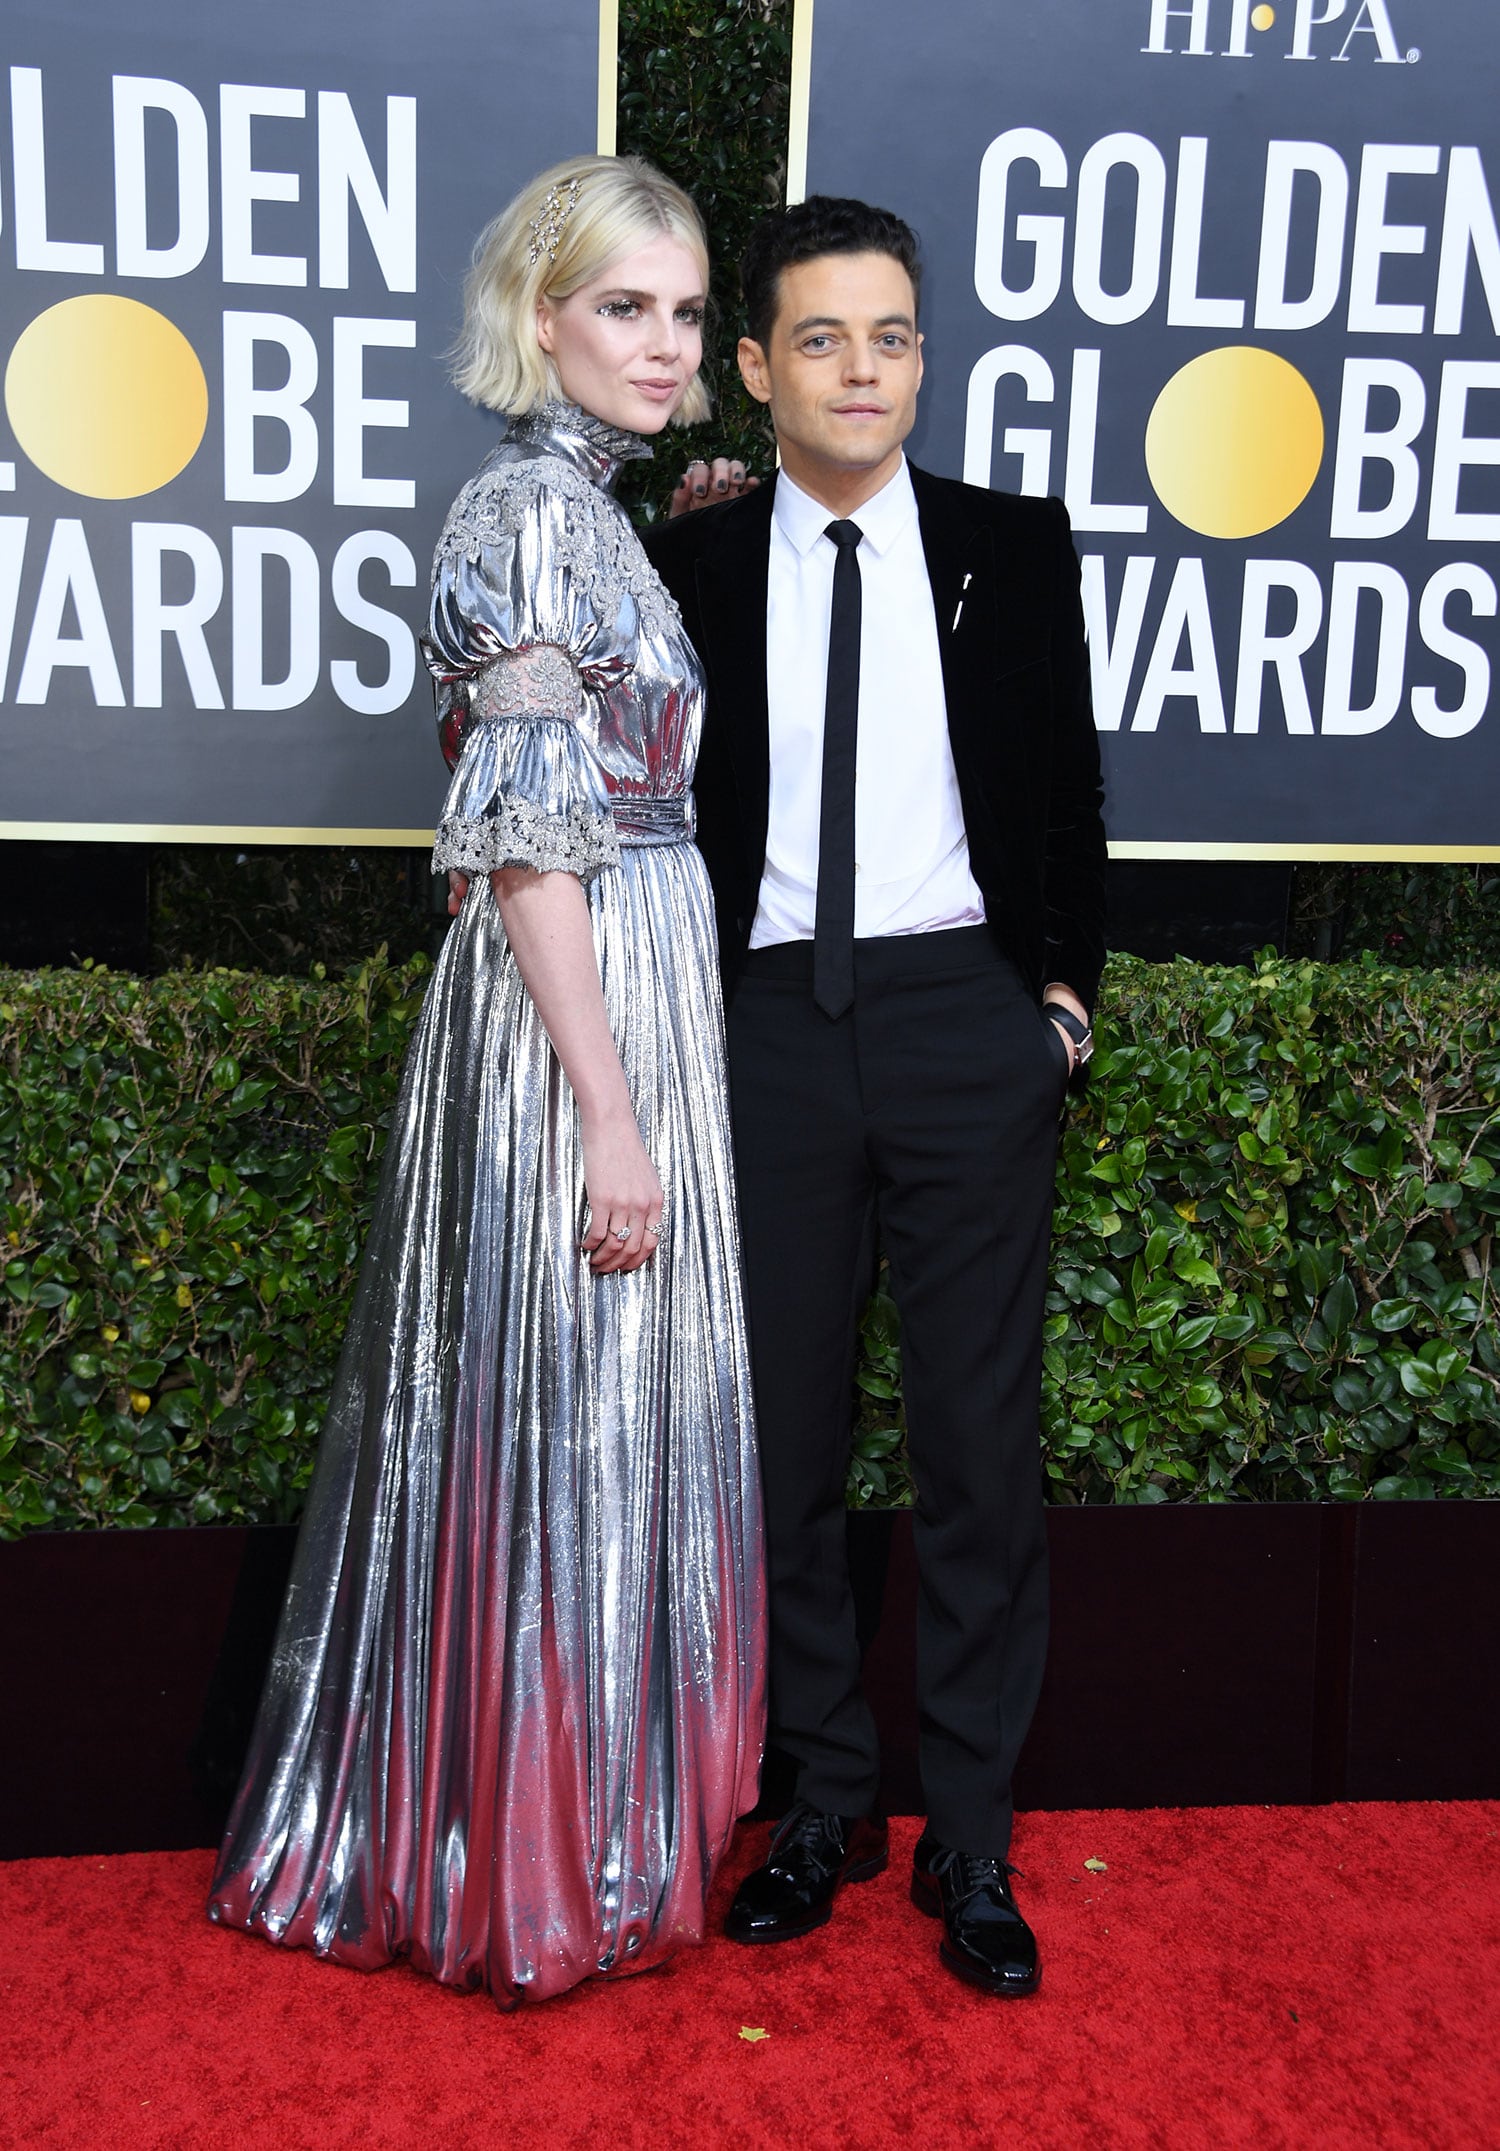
[490,865,662,1274]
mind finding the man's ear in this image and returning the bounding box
[738,336,772,406]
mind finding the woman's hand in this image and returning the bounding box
[579,1109,664,1273]
[668,456,760,517]
[448,869,469,915]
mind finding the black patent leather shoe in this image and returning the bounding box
[910,1833,1041,1997]
[725,1803,889,1943]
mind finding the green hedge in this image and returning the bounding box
[2,952,1497,1537]
[0,958,427,1535]
[851,954,1500,1507]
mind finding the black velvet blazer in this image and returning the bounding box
[642,463,1108,1014]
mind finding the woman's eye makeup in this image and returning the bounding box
[594,296,705,326]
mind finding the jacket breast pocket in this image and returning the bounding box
[992,653,1048,691]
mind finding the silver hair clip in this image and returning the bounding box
[527,177,583,266]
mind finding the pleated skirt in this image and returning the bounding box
[208,834,765,2002]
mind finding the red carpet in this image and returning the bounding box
[3,1806,1496,2149]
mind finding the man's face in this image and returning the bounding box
[738,249,922,505]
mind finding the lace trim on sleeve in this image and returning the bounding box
[471,644,584,726]
[432,798,621,882]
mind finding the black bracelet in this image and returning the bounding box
[1043,1002,1094,1066]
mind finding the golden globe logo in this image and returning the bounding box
[0,67,419,718]
[1142,0,1419,64]
[1144,348,1324,539]
[968,122,1500,740]
[6,297,208,499]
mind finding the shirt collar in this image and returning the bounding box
[773,458,916,560]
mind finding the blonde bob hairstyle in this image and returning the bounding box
[452,154,712,426]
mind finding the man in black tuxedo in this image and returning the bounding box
[643,197,1106,1998]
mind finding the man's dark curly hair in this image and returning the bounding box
[739,195,922,348]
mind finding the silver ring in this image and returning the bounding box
[645,1222,662,1237]
[615,1226,631,1243]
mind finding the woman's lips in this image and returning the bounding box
[631,378,681,401]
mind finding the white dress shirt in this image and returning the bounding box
[750,459,986,948]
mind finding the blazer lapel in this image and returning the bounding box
[693,477,776,866]
[910,463,995,777]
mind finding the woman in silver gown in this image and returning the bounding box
[208,156,765,2005]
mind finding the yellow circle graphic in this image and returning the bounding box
[1145,346,1323,540]
[1251,4,1276,30]
[4,294,208,499]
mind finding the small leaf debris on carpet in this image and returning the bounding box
[3,1805,1497,2150]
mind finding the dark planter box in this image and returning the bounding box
[3,1502,1496,1860]
[853,1501,1500,1816]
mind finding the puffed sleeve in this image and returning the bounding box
[422,456,633,882]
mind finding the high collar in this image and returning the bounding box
[508,399,654,492]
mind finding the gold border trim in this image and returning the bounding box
[6,826,1494,862]
[786,0,815,204]
[596,0,619,155]
[1108,842,1500,863]
[0,823,434,847]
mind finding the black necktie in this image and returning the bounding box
[813,519,864,1019]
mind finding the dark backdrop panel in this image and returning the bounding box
[0,0,603,839]
[800,0,1500,853]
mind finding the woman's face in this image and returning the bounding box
[536,233,706,435]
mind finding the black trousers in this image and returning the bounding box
[725,926,1066,1856]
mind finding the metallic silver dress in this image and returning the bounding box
[209,404,765,2005]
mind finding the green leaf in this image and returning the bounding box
[1398,1358,1443,1399]
[1419,1341,1465,1381]
[1321,1275,1358,1340]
